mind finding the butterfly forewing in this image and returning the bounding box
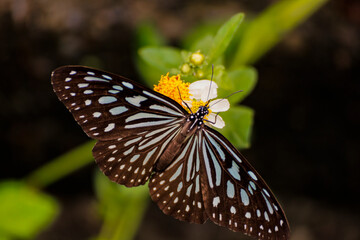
[51,66,187,187]
[51,66,187,141]
[200,127,290,239]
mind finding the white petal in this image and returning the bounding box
[206,113,225,129]
[209,99,230,112]
[189,80,218,102]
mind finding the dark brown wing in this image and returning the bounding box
[51,66,188,186]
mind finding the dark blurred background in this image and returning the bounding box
[1,0,359,239]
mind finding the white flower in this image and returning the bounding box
[188,80,230,129]
[189,80,218,102]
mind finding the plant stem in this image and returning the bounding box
[25,141,95,189]
[230,0,329,68]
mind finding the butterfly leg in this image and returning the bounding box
[203,112,220,125]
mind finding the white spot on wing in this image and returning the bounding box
[130,154,140,162]
[248,171,258,181]
[113,85,123,90]
[93,112,101,118]
[240,189,250,206]
[149,104,183,117]
[104,123,115,132]
[212,196,220,207]
[102,75,112,80]
[177,182,183,192]
[99,96,117,104]
[108,90,119,94]
[84,76,109,82]
[125,95,147,107]
[228,163,241,181]
[124,119,175,129]
[109,106,128,115]
[169,164,183,182]
[122,81,133,89]
[226,180,235,198]
[78,83,89,88]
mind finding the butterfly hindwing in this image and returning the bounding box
[149,134,207,224]
[93,122,184,187]
[200,127,290,239]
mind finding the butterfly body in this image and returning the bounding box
[51,66,290,240]
[154,104,210,171]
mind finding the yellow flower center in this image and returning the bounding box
[154,73,190,105]
[154,73,211,118]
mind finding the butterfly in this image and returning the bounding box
[51,65,290,240]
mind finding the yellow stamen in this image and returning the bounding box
[154,74,212,118]
[154,73,190,106]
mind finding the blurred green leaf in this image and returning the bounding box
[188,35,214,54]
[207,13,244,63]
[134,22,168,87]
[219,106,254,149]
[138,47,182,85]
[182,23,219,51]
[135,59,165,87]
[134,22,166,49]
[94,172,148,240]
[139,46,182,71]
[0,181,59,239]
[217,66,257,104]
[231,0,328,67]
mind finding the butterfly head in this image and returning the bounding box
[188,105,210,128]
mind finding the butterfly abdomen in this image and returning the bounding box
[155,119,198,171]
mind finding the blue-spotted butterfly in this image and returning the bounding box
[51,66,290,240]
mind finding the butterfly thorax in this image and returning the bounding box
[189,105,209,128]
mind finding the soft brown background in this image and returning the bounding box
[1,0,359,239]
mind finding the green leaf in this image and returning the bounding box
[182,22,219,52]
[138,46,182,72]
[217,66,258,104]
[138,46,182,86]
[231,0,328,67]
[94,172,148,240]
[0,181,59,239]
[134,22,166,49]
[188,35,214,54]
[219,105,254,149]
[207,13,244,63]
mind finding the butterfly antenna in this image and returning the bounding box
[205,65,214,107]
[177,86,193,114]
[208,90,243,108]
